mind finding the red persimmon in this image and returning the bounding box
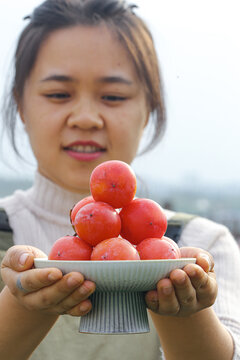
[91,237,140,261]
[162,236,181,258]
[48,235,92,261]
[73,201,121,246]
[136,238,180,260]
[119,198,167,245]
[90,160,137,209]
[70,196,95,224]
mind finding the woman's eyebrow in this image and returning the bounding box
[39,74,133,85]
[97,76,133,85]
[40,74,76,83]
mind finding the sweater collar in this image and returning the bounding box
[28,171,89,220]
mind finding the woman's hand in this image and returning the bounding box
[145,247,217,317]
[1,245,96,316]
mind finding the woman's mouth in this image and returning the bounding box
[63,142,106,161]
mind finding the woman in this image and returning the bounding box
[0,1,240,359]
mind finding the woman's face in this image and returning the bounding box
[20,25,149,193]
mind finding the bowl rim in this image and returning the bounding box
[34,257,196,264]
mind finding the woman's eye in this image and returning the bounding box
[45,93,70,99]
[102,95,126,102]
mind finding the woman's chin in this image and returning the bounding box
[67,181,90,194]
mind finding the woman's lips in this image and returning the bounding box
[65,149,104,161]
[63,141,106,162]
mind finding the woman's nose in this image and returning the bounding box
[67,98,104,130]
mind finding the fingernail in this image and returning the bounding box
[79,302,90,313]
[200,253,211,268]
[163,286,173,295]
[79,285,90,296]
[67,277,80,287]
[188,268,196,277]
[176,275,186,285]
[19,253,29,266]
[48,272,61,281]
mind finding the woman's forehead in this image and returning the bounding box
[30,24,139,82]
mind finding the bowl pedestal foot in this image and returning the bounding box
[79,291,150,334]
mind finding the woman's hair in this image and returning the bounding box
[3,0,166,155]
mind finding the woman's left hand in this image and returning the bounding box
[145,247,217,317]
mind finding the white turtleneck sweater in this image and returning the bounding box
[0,172,240,360]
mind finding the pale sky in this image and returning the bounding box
[0,0,240,186]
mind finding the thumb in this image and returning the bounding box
[1,245,47,272]
[180,247,214,273]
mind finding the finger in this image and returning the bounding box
[145,290,159,312]
[24,272,85,311]
[66,299,93,317]
[55,280,96,314]
[16,275,29,294]
[7,268,63,296]
[146,278,180,316]
[170,269,197,309]
[184,264,217,306]
[1,245,47,272]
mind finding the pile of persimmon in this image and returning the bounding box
[48,160,181,261]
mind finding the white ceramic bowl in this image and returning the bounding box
[34,258,196,291]
[34,258,196,334]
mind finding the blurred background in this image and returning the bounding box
[0,0,240,241]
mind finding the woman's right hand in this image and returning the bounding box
[1,245,96,317]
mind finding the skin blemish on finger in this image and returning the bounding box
[145,290,158,305]
[150,293,158,303]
